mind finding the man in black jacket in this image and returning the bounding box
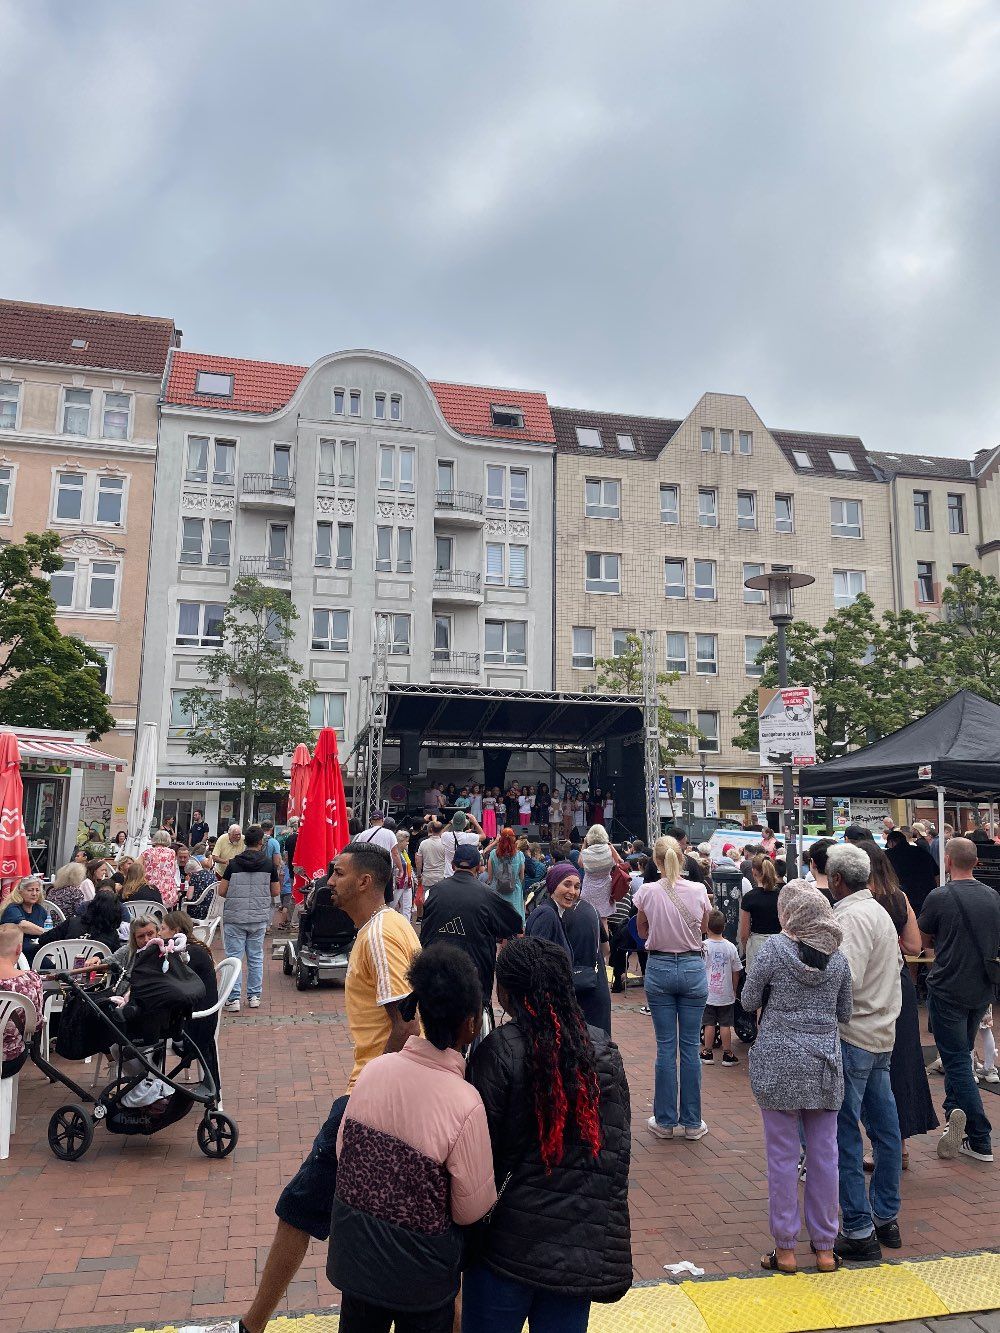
[419,843,522,1009]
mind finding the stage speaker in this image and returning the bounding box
[605,738,624,780]
[399,731,422,777]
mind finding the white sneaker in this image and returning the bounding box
[928,1056,944,1074]
[684,1120,710,1141]
[180,1321,240,1333]
[647,1115,674,1139]
[937,1107,967,1159]
[959,1138,994,1163]
[248,995,261,1009]
[984,1069,1000,1084]
[224,999,241,1013]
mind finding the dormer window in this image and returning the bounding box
[576,427,602,449]
[491,405,524,429]
[195,370,234,397]
[792,450,813,468]
[616,434,635,451]
[829,450,857,471]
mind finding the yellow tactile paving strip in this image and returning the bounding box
[135,1251,1000,1333]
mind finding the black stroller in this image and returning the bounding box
[282,877,356,990]
[31,942,238,1162]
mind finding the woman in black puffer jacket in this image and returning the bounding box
[464,937,632,1332]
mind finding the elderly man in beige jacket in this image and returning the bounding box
[828,841,903,1264]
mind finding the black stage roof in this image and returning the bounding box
[356,682,646,751]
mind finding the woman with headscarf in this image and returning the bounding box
[741,880,853,1275]
[526,862,612,1035]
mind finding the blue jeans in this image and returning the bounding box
[928,992,992,1153]
[222,921,266,1000]
[837,1040,901,1238]
[644,953,708,1129]
[461,1265,590,1333]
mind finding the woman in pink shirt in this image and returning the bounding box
[139,831,181,910]
[634,836,713,1142]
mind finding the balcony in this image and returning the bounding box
[430,650,481,677]
[239,555,292,582]
[432,568,484,605]
[239,473,296,508]
[434,489,485,526]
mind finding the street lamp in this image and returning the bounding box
[699,750,708,819]
[743,568,815,871]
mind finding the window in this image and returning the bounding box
[572,627,596,669]
[71,338,88,349]
[390,394,402,422]
[436,460,454,493]
[62,388,92,435]
[209,519,231,566]
[88,646,113,693]
[0,381,19,429]
[696,633,718,675]
[913,490,931,531]
[49,558,77,609]
[700,427,714,453]
[433,614,452,660]
[485,619,527,665]
[308,692,347,735]
[775,494,794,533]
[86,560,119,611]
[349,390,361,417]
[616,433,635,452]
[947,493,965,534]
[169,689,195,735]
[719,429,733,455]
[829,450,857,471]
[576,427,602,449]
[509,469,528,511]
[486,464,505,508]
[485,542,504,586]
[377,444,415,492]
[744,562,765,603]
[378,446,394,491]
[952,562,968,577]
[738,431,753,455]
[177,518,228,566]
[374,392,386,420]
[316,521,353,570]
[195,371,233,397]
[585,478,620,519]
[487,539,529,589]
[737,491,757,530]
[435,536,453,572]
[272,444,293,487]
[375,526,392,573]
[664,558,686,599]
[611,629,633,657]
[585,552,620,594]
[180,517,203,564]
[92,475,124,526]
[831,498,862,538]
[176,601,225,648]
[698,489,718,528]
[399,448,415,494]
[268,524,289,570]
[694,559,716,600]
[333,388,346,414]
[745,635,766,677]
[833,569,866,608]
[374,612,411,655]
[375,526,412,574]
[916,561,936,603]
[659,484,679,525]
[508,544,528,588]
[318,438,356,488]
[213,440,236,486]
[665,632,688,673]
[697,711,720,752]
[54,472,85,521]
[491,405,524,429]
[312,608,350,652]
[792,449,813,468]
[102,392,131,440]
[185,436,209,484]
[0,464,12,520]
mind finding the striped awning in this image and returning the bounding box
[10,733,125,773]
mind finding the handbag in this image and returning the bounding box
[950,887,1000,1000]
[610,861,631,905]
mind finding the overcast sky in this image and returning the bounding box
[4,0,999,455]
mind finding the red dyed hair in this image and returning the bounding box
[497,827,517,859]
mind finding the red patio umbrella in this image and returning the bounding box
[287,743,311,819]
[0,732,31,891]
[292,728,349,899]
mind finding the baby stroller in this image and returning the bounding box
[283,878,355,990]
[31,940,238,1162]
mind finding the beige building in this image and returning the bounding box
[552,393,896,818]
[0,300,178,842]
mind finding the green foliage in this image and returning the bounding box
[595,633,702,765]
[180,578,314,819]
[0,531,115,740]
[938,567,1000,703]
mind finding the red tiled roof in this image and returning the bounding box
[164,350,308,414]
[0,299,176,375]
[428,381,555,442]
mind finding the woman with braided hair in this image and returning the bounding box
[463,936,632,1332]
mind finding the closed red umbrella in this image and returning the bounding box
[292,729,350,898]
[288,743,311,819]
[0,732,31,892]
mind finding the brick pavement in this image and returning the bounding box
[1,949,998,1333]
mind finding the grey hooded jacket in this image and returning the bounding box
[220,848,278,928]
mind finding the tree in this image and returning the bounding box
[937,567,1000,704]
[181,578,315,821]
[595,633,702,765]
[0,531,114,740]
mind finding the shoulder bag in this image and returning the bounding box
[950,887,1000,1001]
[659,879,707,956]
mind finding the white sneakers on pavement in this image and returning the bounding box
[224,999,240,1013]
[684,1120,710,1140]
[646,1116,710,1141]
[647,1116,674,1139]
[937,1108,967,1159]
[248,995,261,1009]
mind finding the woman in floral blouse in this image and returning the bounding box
[138,831,180,909]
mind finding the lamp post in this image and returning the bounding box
[743,568,815,872]
[699,751,708,819]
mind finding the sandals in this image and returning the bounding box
[761,1251,797,1274]
[809,1242,844,1273]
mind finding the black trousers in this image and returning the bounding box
[339,1294,455,1332]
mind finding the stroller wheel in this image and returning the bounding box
[198,1110,239,1159]
[282,945,294,977]
[48,1104,94,1161]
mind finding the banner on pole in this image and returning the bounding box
[758,687,817,769]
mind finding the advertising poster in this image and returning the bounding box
[758,687,817,768]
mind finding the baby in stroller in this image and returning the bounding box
[284,872,356,990]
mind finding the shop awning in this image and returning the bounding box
[5,731,125,774]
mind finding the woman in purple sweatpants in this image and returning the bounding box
[742,880,854,1274]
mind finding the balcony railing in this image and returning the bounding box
[435,489,483,515]
[433,568,482,594]
[431,650,481,675]
[242,472,296,498]
[239,555,292,579]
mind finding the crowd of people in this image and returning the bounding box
[421,781,617,839]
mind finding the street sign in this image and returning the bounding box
[671,774,719,818]
[740,787,764,802]
[758,687,817,768]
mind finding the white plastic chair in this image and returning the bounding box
[0,992,38,1158]
[183,957,241,1110]
[121,900,165,924]
[31,939,113,1060]
[42,901,66,925]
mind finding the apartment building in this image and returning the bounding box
[0,299,177,838]
[139,347,555,832]
[552,392,896,816]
